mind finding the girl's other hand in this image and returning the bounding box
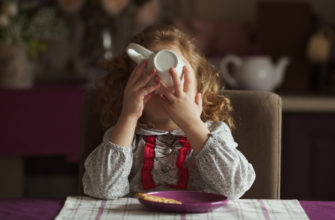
[156,65,203,130]
[120,61,160,122]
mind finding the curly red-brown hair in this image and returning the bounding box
[97,24,234,130]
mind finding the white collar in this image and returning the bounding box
[135,121,214,136]
[135,125,186,136]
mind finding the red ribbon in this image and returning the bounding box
[141,136,158,190]
[141,136,192,190]
[167,137,192,189]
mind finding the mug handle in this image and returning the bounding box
[219,55,242,88]
[126,43,153,64]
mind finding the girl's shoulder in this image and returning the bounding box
[205,121,238,148]
[205,120,232,134]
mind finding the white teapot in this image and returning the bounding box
[220,55,290,91]
[126,43,184,88]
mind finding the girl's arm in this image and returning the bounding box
[83,128,134,199]
[157,66,210,154]
[195,122,256,199]
[179,116,210,155]
[108,115,137,147]
[157,66,255,199]
[83,62,160,199]
[109,61,160,147]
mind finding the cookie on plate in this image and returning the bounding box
[136,193,182,204]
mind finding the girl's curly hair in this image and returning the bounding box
[97,24,234,130]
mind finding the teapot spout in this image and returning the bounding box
[274,57,291,88]
[126,43,154,64]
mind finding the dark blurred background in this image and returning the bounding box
[0,0,335,201]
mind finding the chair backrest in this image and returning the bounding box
[78,89,104,195]
[224,90,282,199]
[78,89,282,199]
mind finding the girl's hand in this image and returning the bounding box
[156,65,203,130]
[120,61,160,122]
[157,65,210,154]
[110,61,159,148]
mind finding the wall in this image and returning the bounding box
[173,0,335,24]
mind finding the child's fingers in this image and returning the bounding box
[156,76,175,102]
[195,92,203,111]
[128,61,147,85]
[143,93,153,104]
[135,68,156,89]
[157,93,169,108]
[169,68,182,96]
[183,65,195,93]
[140,80,160,101]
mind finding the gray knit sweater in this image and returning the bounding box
[83,121,255,200]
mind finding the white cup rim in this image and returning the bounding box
[153,49,179,73]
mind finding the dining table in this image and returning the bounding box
[0,196,334,220]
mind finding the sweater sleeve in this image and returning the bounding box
[82,127,134,199]
[194,122,256,199]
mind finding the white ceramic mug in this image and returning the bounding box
[126,43,184,88]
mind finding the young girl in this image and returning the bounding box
[83,24,255,200]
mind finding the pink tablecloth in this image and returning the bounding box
[300,200,335,220]
[0,199,64,220]
[0,85,86,162]
[0,198,334,220]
